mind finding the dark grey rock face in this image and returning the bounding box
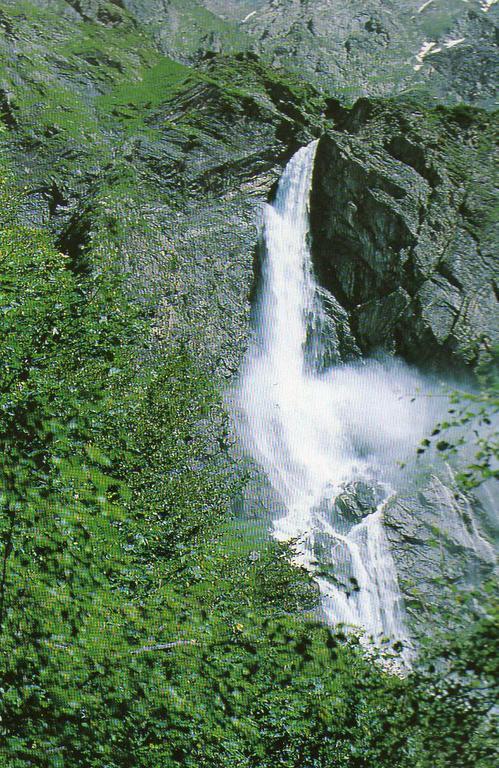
[309,97,498,640]
[385,473,497,638]
[335,481,382,523]
[311,98,498,371]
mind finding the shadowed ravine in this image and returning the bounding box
[232,141,449,656]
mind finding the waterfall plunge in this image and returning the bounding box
[233,141,443,653]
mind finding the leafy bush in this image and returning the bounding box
[0,164,497,767]
[418,351,499,489]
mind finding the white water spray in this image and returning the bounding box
[233,142,444,651]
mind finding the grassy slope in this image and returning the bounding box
[0,0,327,371]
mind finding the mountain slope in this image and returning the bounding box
[123,0,498,105]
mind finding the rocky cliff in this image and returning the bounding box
[311,97,498,371]
[308,97,497,638]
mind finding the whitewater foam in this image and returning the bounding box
[232,141,446,655]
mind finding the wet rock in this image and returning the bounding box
[385,473,497,639]
[307,287,360,368]
[311,98,498,371]
[335,481,380,523]
[356,288,411,352]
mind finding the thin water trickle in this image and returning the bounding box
[233,141,442,654]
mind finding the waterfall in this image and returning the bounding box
[233,141,441,654]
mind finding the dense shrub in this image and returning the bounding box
[0,167,496,767]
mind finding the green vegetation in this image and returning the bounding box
[0,2,497,765]
[418,351,499,489]
[0,156,497,767]
[98,57,192,124]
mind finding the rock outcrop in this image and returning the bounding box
[309,96,498,639]
[311,97,498,371]
[385,472,497,637]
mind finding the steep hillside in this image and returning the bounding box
[0,0,326,374]
[116,0,499,105]
[0,2,497,765]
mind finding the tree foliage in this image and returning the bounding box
[0,166,497,767]
[417,351,499,489]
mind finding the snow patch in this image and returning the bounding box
[417,0,435,12]
[242,11,257,23]
[416,41,437,60]
[414,40,437,68]
[443,37,466,48]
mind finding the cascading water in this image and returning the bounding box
[233,141,444,654]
